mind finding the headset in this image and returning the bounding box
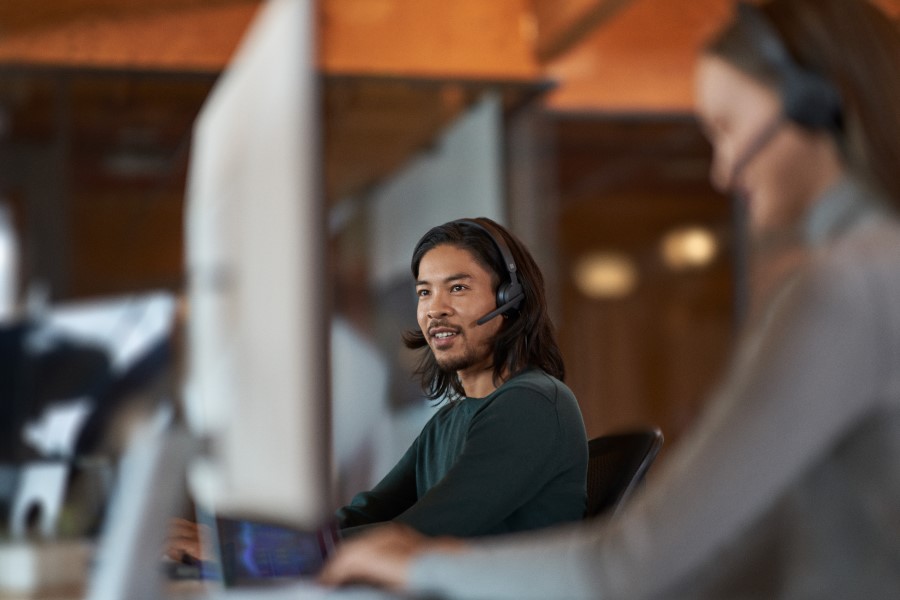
[738,2,843,133]
[454,219,525,325]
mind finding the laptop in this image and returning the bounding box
[168,514,340,586]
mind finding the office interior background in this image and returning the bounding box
[3,0,898,504]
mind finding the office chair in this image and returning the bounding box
[584,427,664,519]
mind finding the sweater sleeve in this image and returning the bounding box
[393,385,564,537]
[408,255,889,599]
[335,438,420,534]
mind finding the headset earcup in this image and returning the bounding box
[783,70,842,130]
[737,3,842,134]
[496,282,524,314]
[454,218,525,322]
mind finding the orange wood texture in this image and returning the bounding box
[1,0,897,94]
[0,2,261,71]
[544,0,900,114]
[545,0,732,113]
[530,0,634,61]
[319,0,539,79]
[872,0,900,17]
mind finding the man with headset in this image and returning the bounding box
[168,217,587,560]
[335,217,587,538]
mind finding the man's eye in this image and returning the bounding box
[416,289,429,298]
[451,285,466,292]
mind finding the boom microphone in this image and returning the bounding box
[476,294,525,326]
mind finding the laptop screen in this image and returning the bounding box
[211,515,340,586]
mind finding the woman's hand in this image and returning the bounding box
[318,523,466,590]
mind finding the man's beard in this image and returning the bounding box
[435,346,480,373]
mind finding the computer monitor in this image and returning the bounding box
[182,0,331,529]
[79,3,329,598]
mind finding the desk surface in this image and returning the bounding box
[177,582,409,600]
[3,580,409,600]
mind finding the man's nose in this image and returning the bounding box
[426,292,452,318]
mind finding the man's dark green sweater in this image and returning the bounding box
[336,369,588,538]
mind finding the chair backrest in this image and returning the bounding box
[584,427,663,519]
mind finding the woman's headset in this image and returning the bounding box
[738,2,843,133]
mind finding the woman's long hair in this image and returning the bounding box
[705,0,900,209]
[402,218,565,401]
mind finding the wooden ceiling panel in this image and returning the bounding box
[544,0,900,114]
[530,0,634,62]
[0,2,260,71]
[319,0,539,79]
[545,0,731,113]
[0,0,254,36]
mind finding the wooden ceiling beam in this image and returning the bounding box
[544,0,732,114]
[319,0,539,80]
[0,0,253,37]
[530,0,635,63]
[0,2,261,72]
[1,0,898,108]
[543,0,900,115]
[0,0,542,82]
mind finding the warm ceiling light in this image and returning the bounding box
[660,226,718,271]
[572,252,638,300]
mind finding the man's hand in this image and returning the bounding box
[166,517,209,562]
[318,523,466,590]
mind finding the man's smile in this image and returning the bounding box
[428,324,461,349]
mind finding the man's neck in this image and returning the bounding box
[458,366,507,399]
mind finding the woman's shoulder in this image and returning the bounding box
[769,218,900,352]
[811,215,900,294]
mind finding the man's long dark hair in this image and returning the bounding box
[402,217,565,401]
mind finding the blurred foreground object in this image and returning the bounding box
[0,292,176,595]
